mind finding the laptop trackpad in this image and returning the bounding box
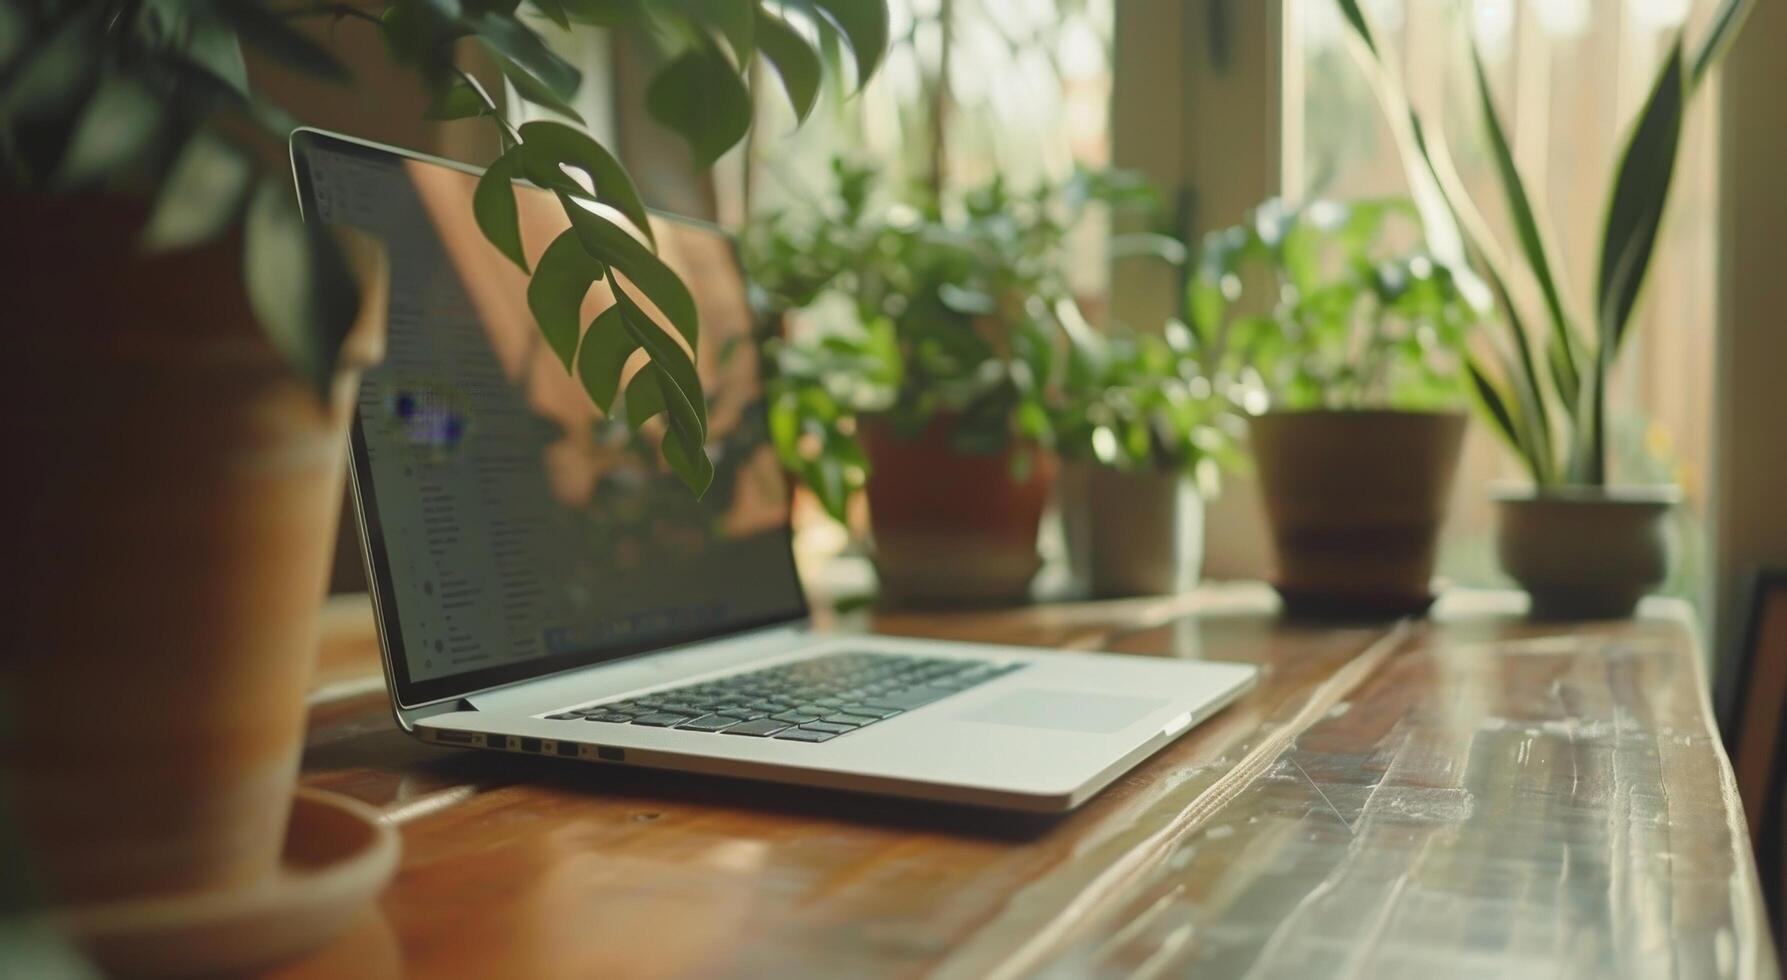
[958,689,1168,734]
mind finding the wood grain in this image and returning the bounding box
[267,589,1776,979]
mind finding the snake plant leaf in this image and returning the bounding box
[613,281,708,439]
[1331,0,1379,58]
[560,195,700,350]
[474,146,529,272]
[646,36,753,168]
[755,5,823,122]
[243,179,360,398]
[423,78,489,120]
[559,0,645,27]
[1691,0,1754,88]
[1469,40,1582,407]
[1485,269,1555,484]
[518,120,654,245]
[805,0,889,84]
[1596,39,1686,358]
[575,304,640,414]
[141,129,253,252]
[675,0,755,65]
[528,229,606,371]
[1466,356,1523,462]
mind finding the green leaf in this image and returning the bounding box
[475,147,529,271]
[676,0,755,64]
[625,363,667,428]
[560,195,700,350]
[527,229,605,370]
[806,0,889,83]
[657,382,716,496]
[489,52,586,122]
[468,11,581,100]
[518,120,654,245]
[423,78,489,120]
[1470,41,1580,397]
[613,282,708,439]
[1485,270,1555,484]
[1691,0,1754,88]
[214,0,350,81]
[1331,0,1380,58]
[576,305,639,413]
[755,6,822,122]
[1596,40,1686,357]
[56,74,163,187]
[243,179,361,397]
[1466,357,1524,463]
[531,0,572,30]
[645,37,753,168]
[141,129,253,252]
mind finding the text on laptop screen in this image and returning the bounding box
[294,133,805,700]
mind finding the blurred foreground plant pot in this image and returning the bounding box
[861,415,1055,607]
[1494,486,1678,620]
[0,198,386,911]
[1250,410,1466,617]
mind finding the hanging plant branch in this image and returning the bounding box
[0,0,890,497]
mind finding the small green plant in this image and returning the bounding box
[1329,0,1752,485]
[0,0,887,495]
[1185,196,1475,414]
[1049,320,1241,495]
[746,159,1176,522]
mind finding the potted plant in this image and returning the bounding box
[0,1,881,969]
[749,162,1139,606]
[1054,321,1243,598]
[1330,0,1752,618]
[1188,198,1477,616]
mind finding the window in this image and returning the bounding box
[1283,0,1721,605]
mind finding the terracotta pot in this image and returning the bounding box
[0,197,386,908]
[1061,463,1204,598]
[1249,410,1466,617]
[1494,485,1679,620]
[860,415,1056,607]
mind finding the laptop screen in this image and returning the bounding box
[292,131,807,707]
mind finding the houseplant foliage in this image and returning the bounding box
[0,0,887,963]
[0,0,889,494]
[1329,0,1751,615]
[747,160,1182,602]
[1190,196,1476,615]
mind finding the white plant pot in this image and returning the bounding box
[1062,463,1204,598]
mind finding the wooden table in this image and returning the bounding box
[272,586,1777,979]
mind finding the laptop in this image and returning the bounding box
[290,128,1257,813]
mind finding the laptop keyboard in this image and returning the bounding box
[543,651,1024,743]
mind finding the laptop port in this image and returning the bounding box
[519,736,542,753]
[556,742,579,758]
[486,735,507,750]
[432,730,477,745]
[597,746,624,762]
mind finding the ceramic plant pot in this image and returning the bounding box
[861,415,1057,607]
[1250,410,1467,617]
[1494,485,1679,620]
[0,196,387,912]
[1061,463,1204,598]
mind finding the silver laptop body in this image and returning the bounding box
[292,128,1256,814]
